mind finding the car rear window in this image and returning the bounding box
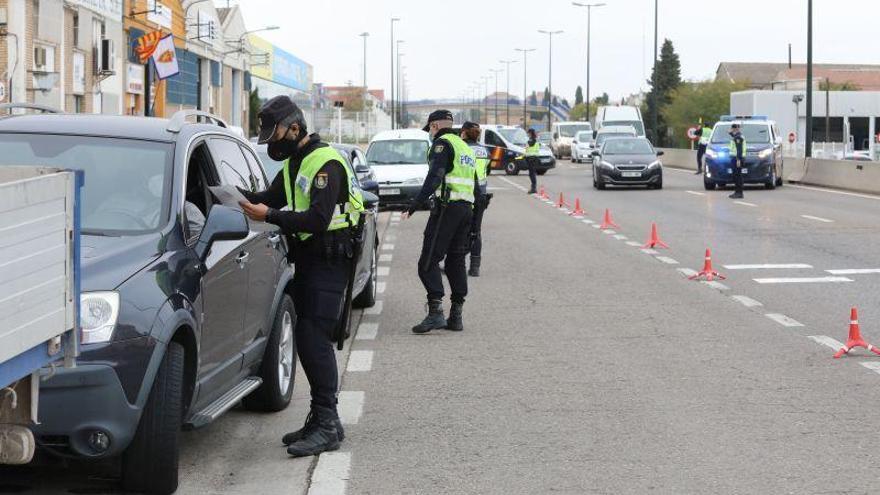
[366,140,428,165]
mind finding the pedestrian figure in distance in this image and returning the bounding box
[695,121,712,175]
[525,128,541,194]
[728,123,746,199]
[461,122,491,277]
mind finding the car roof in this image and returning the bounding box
[554,121,591,126]
[597,125,636,133]
[370,129,430,142]
[0,113,236,142]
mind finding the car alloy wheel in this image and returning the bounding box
[278,311,294,395]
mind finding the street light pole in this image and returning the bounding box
[390,17,399,130]
[805,0,813,157]
[515,48,535,129]
[573,2,605,121]
[651,0,659,144]
[538,29,563,130]
[359,32,369,137]
[500,59,516,125]
[490,68,502,124]
[396,47,405,128]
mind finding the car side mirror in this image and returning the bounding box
[361,188,380,209]
[195,205,249,260]
[355,164,370,174]
[572,140,578,145]
[591,150,601,157]
[656,150,665,156]
[553,133,559,140]
[593,131,598,139]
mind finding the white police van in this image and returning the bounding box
[703,116,784,190]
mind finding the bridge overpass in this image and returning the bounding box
[402,100,552,127]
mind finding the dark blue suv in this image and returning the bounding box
[703,117,784,190]
[0,108,378,494]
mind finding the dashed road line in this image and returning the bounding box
[379,254,393,262]
[686,190,706,196]
[376,282,386,294]
[641,248,659,255]
[656,256,679,265]
[384,235,396,242]
[860,362,880,375]
[582,219,595,225]
[753,276,852,284]
[381,244,395,251]
[363,300,383,315]
[377,266,390,277]
[613,234,628,240]
[734,201,758,207]
[626,241,642,247]
[591,224,601,229]
[801,214,834,223]
[337,391,365,425]
[702,280,730,291]
[307,451,351,495]
[724,264,813,270]
[346,350,374,372]
[603,230,617,235]
[808,335,846,351]
[678,268,698,277]
[355,322,379,340]
[731,295,763,308]
[765,313,804,327]
[826,268,880,275]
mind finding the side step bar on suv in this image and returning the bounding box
[186,377,262,429]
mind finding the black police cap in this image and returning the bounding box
[257,96,304,144]
[422,109,454,132]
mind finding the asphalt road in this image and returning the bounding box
[6,159,880,494]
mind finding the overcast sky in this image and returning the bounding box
[236,0,876,103]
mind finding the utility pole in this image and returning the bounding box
[805,0,813,157]
[573,2,605,121]
[490,68,502,125]
[360,32,369,139]
[516,48,535,129]
[482,75,489,122]
[390,17,399,130]
[396,40,405,128]
[651,0,659,145]
[500,59,516,125]
[538,30,563,130]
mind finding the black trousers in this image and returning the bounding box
[732,159,744,194]
[696,144,707,172]
[469,199,486,258]
[418,201,473,303]
[291,250,351,410]
[526,157,539,190]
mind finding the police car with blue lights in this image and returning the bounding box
[703,116,784,190]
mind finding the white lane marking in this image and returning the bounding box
[686,190,706,196]
[765,313,805,327]
[678,268,698,277]
[582,219,595,224]
[384,235,396,242]
[497,176,526,190]
[603,229,617,235]
[391,212,402,218]
[377,266,390,277]
[753,276,853,284]
[363,300,383,315]
[724,264,813,270]
[337,391,365,425]
[656,256,679,265]
[379,254,393,263]
[381,244,395,251]
[734,201,758,207]
[346,350,374,372]
[808,335,846,351]
[641,248,659,255]
[613,234,629,240]
[355,322,379,340]
[702,281,730,291]
[731,295,763,308]
[626,241,642,247]
[860,362,880,375]
[307,451,351,495]
[826,269,880,275]
[789,183,880,201]
[801,214,834,223]
[376,282,386,294]
[591,224,601,229]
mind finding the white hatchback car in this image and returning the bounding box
[571,130,595,163]
[365,129,432,208]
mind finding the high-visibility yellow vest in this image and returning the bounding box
[468,141,489,192]
[432,133,476,203]
[525,141,541,156]
[699,126,712,145]
[282,146,365,241]
[728,138,747,160]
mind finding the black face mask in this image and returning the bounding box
[267,138,298,161]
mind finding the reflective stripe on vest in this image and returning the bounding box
[469,142,489,189]
[282,146,365,241]
[728,138,747,159]
[435,133,476,204]
[525,142,541,156]
[699,126,712,145]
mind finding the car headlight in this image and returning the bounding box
[705,148,718,159]
[758,148,773,159]
[403,177,423,185]
[600,160,615,169]
[80,291,120,344]
[648,160,661,169]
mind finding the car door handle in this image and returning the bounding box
[268,233,281,248]
[235,251,250,265]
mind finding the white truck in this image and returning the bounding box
[0,166,82,465]
[595,105,646,138]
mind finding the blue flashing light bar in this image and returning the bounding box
[720,115,770,122]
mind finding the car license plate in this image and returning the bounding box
[621,171,641,178]
[379,188,400,196]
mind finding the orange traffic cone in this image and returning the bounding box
[556,192,569,209]
[689,248,726,281]
[643,223,670,249]
[569,198,586,217]
[599,209,619,230]
[539,186,550,200]
[833,308,880,358]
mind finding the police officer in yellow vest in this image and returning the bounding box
[525,128,541,194]
[695,122,713,175]
[402,110,481,333]
[461,121,491,277]
[239,96,364,457]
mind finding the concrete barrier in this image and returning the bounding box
[659,147,880,195]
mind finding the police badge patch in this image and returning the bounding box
[315,173,329,189]
[433,144,445,154]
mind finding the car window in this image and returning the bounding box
[498,128,528,146]
[558,124,592,138]
[209,138,257,191]
[603,139,654,155]
[240,144,268,192]
[484,130,504,147]
[366,139,429,165]
[711,123,771,144]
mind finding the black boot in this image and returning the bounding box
[282,408,345,446]
[445,302,464,331]
[729,192,744,199]
[527,187,537,194]
[468,256,481,277]
[286,405,341,457]
[412,300,446,334]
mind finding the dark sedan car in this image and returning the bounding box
[592,137,664,189]
[0,109,378,494]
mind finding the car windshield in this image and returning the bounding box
[602,120,645,135]
[558,124,592,138]
[602,138,654,155]
[0,134,173,235]
[499,128,529,146]
[574,131,593,143]
[538,132,552,144]
[711,123,771,144]
[367,139,428,165]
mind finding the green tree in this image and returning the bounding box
[542,87,550,106]
[528,91,538,106]
[575,86,584,105]
[570,103,589,121]
[594,92,609,106]
[662,79,749,148]
[248,88,262,136]
[646,38,682,146]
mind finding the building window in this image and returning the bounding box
[73,95,84,113]
[72,13,79,46]
[32,0,39,38]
